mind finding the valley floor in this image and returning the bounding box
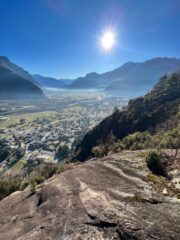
[0,92,128,174]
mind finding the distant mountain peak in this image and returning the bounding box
[69,57,180,94]
[85,72,99,77]
[144,56,180,63]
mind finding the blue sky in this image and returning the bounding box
[0,0,180,78]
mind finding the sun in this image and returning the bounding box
[101,31,115,50]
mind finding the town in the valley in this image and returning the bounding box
[0,91,128,173]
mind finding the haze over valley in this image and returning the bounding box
[1,55,180,98]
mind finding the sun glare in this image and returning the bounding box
[101,31,115,50]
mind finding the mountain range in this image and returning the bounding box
[68,57,180,96]
[33,74,74,89]
[1,56,180,99]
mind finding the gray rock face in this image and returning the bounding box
[0,151,179,239]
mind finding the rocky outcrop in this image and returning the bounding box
[0,151,179,240]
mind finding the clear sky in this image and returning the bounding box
[0,0,180,78]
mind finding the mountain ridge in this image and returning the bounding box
[0,56,38,85]
[0,56,45,99]
[33,74,67,89]
[68,57,180,96]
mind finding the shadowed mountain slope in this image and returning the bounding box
[0,56,37,84]
[0,57,45,99]
[0,65,44,99]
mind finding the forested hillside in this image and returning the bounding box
[75,72,180,161]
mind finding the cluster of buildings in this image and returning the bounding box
[0,95,129,172]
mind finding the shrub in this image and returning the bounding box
[30,175,45,185]
[146,151,168,177]
[0,178,23,200]
[159,126,180,156]
[122,132,152,150]
[121,125,180,152]
[40,163,64,179]
[147,173,161,185]
[30,180,37,194]
[92,146,104,158]
[0,162,74,201]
